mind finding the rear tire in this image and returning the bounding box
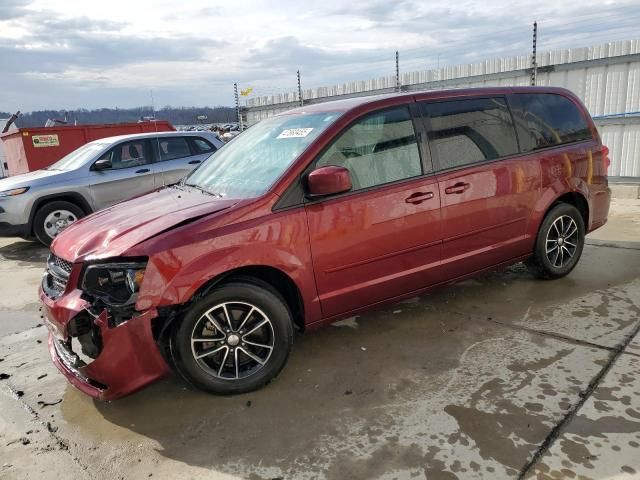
[33,201,85,246]
[171,281,294,395]
[526,203,585,279]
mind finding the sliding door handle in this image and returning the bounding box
[405,192,434,204]
[445,182,470,194]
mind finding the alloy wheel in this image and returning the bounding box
[545,215,579,268]
[190,301,275,380]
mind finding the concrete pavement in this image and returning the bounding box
[0,200,638,480]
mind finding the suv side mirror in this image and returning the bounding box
[92,158,112,171]
[307,166,352,197]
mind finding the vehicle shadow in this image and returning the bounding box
[0,239,48,266]
[85,245,640,479]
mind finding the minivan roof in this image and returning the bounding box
[280,86,579,116]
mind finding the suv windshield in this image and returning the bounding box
[46,142,109,171]
[184,111,342,198]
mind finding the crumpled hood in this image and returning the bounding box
[51,186,239,262]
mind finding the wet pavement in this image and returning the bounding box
[0,199,639,480]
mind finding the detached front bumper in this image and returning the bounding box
[40,287,170,401]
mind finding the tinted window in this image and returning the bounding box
[157,137,191,161]
[191,137,216,153]
[425,97,518,170]
[512,93,592,151]
[316,106,422,191]
[97,140,150,170]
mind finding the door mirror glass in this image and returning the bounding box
[307,165,352,197]
[92,158,112,171]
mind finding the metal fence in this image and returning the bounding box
[244,38,640,179]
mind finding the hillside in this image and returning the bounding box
[0,106,236,128]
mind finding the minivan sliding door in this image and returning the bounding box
[420,96,540,280]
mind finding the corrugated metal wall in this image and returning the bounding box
[245,39,640,178]
[598,120,640,177]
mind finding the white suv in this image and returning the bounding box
[0,131,223,245]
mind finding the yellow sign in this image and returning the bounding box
[240,87,253,96]
[32,134,60,148]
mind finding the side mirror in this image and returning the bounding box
[92,158,112,171]
[307,165,352,197]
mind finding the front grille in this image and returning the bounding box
[42,253,72,299]
[51,254,72,275]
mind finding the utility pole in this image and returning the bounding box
[297,70,303,107]
[530,21,538,86]
[395,50,400,92]
[234,82,242,130]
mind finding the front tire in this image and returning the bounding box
[526,203,585,279]
[171,281,294,395]
[33,201,85,246]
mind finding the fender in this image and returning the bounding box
[29,191,93,228]
[134,208,322,325]
[527,178,590,240]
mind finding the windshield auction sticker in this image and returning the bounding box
[277,128,314,139]
[32,134,60,148]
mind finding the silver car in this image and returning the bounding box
[0,131,223,245]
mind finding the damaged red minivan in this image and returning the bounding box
[39,87,611,400]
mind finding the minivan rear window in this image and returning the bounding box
[511,93,592,151]
[424,97,519,171]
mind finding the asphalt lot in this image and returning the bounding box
[0,199,639,480]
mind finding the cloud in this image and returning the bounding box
[0,0,638,112]
[0,0,30,20]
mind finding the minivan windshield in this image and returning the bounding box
[184,111,342,198]
[46,142,109,171]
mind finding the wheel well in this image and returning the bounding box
[196,266,305,332]
[29,193,92,234]
[549,192,589,227]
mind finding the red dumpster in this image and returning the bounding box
[0,121,175,176]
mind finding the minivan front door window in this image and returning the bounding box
[315,106,422,190]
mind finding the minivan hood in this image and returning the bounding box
[51,186,239,262]
[0,168,68,190]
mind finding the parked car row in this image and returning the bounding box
[0,131,223,245]
[30,87,610,400]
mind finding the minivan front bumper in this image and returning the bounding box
[39,286,170,401]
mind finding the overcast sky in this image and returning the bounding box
[1,0,638,112]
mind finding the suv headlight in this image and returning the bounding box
[0,187,29,197]
[82,261,147,306]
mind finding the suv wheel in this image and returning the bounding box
[33,201,85,246]
[171,281,294,395]
[526,203,585,279]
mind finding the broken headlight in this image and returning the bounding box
[82,262,147,306]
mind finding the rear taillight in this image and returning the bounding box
[601,145,611,173]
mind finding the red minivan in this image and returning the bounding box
[39,87,611,400]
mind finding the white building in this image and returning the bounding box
[246,39,640,180]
